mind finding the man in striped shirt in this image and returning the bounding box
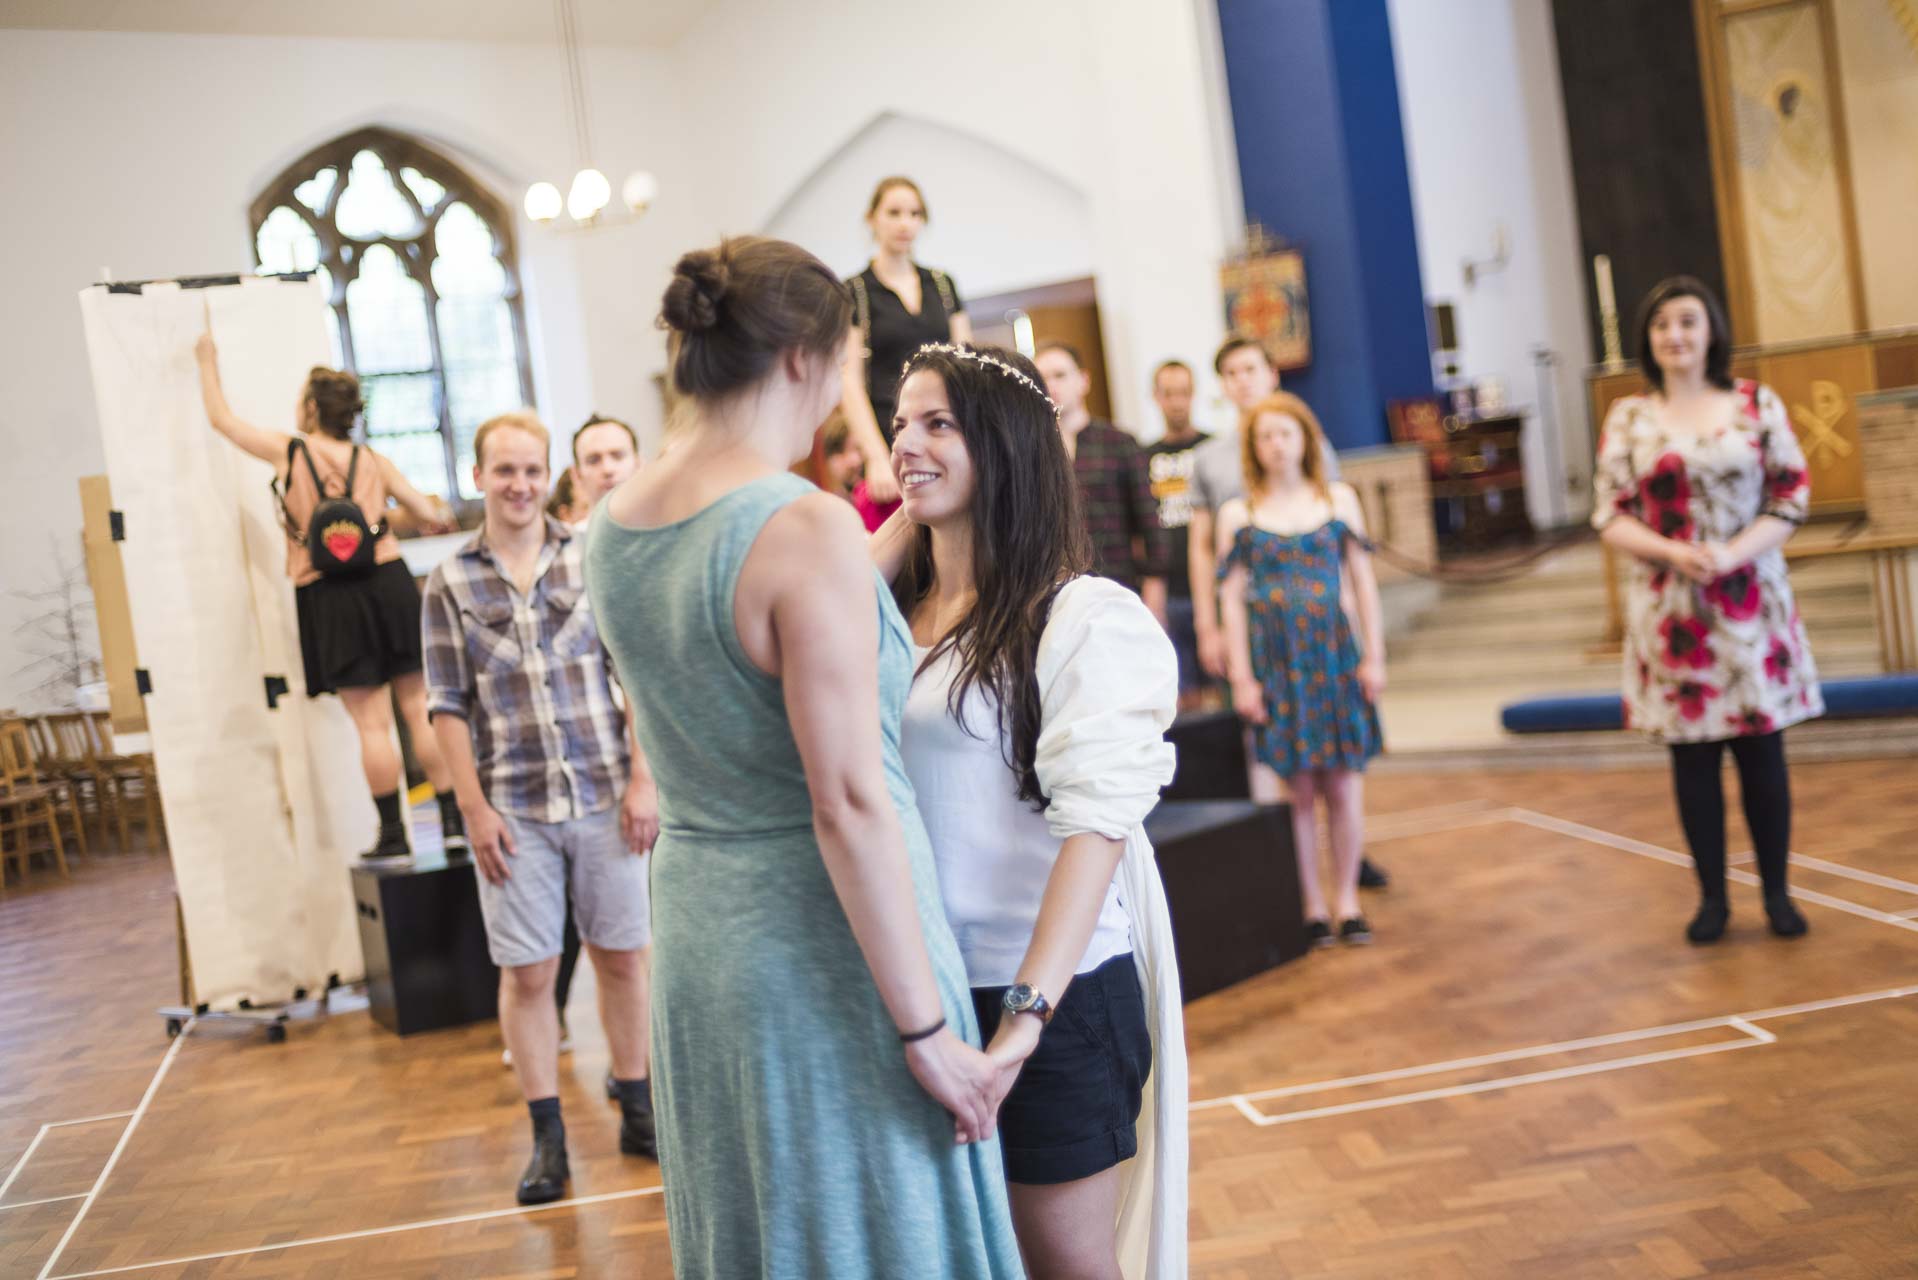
[423,411,658,1206]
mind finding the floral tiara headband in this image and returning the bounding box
[903,343,1060,418]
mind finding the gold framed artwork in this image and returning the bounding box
[1221,248,1311,371]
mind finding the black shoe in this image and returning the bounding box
[516,1130,570,1205]
[619,1105,658,1159]
[359,822,411,866]
[1305,919,1336,949]
[1338,916,1374,946]
[439,798,470,862]
[1358,858,1390,890]
[1764,893,1808,938]
[1687,899,1730,945]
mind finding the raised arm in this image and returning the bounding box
[742,492,993,1141]
[194,331,293,465]
[374,451,456,532]
[867,503,917,584]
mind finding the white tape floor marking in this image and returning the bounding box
[36,1023,196,1280]
[45,1184,667,1279]
[0,1115,135,1206]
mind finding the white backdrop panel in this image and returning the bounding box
[77,276,374,1007]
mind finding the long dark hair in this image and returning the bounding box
[891,345,1090,807]
[1635,275,1734,393]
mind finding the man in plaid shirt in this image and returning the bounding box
[424,411,658,1206]
[1035,343,1169,621]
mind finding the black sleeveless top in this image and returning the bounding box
[849,264,963,430]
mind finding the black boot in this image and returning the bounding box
[1764,893,1808,938]
[439,794,470,862]
[613,1076,657,1159]
[518,1100,570,1205]
[361,791,411,865]
[1358,857,1390,889]
[1687,898,1730,945]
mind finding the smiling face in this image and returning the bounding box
[890,369,976,531]
[474,426,551,534]
[867,182,926,257]
[1648,296,1712,383]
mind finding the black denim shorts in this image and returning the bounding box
[971,952,1152,1186]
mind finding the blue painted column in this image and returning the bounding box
[1215,0,1434,450]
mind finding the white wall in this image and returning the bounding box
[763,112,1097,298]
[0,4,1236,708]
[1387,0,1595,527]
[0,27,708,710]
[675,0,1236,440]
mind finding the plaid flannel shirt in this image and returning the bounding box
[1073,419,1170,593]
[422,517,629,823]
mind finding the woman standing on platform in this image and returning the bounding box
[840,176,971,528]
[877,343,1186,1280]
[1216,393,1385,947]
[194,333,465,864]
[1592,277,1822,944]
[586,238,1021,1279]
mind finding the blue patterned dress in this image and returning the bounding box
[1223,519,1383,775]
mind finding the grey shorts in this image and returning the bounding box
[478,807,652,968]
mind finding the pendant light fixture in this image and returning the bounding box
[523,0,657,228]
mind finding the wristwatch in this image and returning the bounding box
[1002,982,1054,1025]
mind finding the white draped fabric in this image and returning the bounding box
[1035,577,1187,1280]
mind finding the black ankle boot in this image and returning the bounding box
[359,820,410,865]
[439,796,469,861]
[517,1128,570,1205]
[1687,899,1730,944]
[1764,892,1808,938]
[613,1077,657,1158]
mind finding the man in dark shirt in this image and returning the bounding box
[1142,359,1209,705]
[1035,343,1168,622]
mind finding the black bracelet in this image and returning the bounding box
[897,1016,946,1044]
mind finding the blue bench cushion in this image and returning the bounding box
[1501,675,1918,734]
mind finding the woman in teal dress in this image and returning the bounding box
[1217,392,1386,949]
[585,237,1023,1279]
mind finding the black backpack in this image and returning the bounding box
[276,439,386,578]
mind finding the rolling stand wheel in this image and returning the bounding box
[266,1021,288,1044]
[165,1017,184,1039]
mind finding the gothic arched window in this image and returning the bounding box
[250,127,533,500]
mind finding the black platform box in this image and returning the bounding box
[1146,799,1307,1001]
[1164,709,1251,802]
[351,856,498,1036]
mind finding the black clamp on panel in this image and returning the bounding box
[264,675,290,709]
[135,668,153,695]
[109,510,125,541]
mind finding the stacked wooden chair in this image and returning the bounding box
[43,711,165,857]
[0,716,86,896]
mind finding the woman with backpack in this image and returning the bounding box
[194,331,465,864]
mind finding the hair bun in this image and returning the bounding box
[662,249,730,333]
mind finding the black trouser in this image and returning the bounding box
[1668,731,1792,902]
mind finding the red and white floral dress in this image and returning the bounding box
[1592,379,1824,744]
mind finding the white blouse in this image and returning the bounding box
[899,574,1188,1280]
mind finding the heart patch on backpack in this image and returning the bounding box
[321,520,364,563]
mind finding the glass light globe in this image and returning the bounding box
[524,182,562,223]
[621,171,659,214]
[567,168,612,222]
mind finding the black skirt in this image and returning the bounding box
[294,558,424,696]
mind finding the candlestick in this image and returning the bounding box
[1595,254,1625,369]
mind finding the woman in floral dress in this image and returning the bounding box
[1593,276,1823,945]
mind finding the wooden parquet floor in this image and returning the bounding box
[4,758,1916,1277]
